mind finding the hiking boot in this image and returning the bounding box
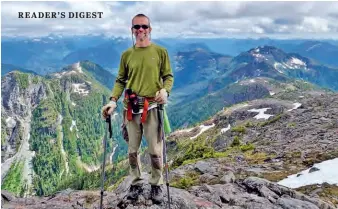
[151,185,163,204]
[127,184,143,200]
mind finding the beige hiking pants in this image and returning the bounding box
[125,107,163,186]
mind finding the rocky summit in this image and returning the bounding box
[2,172,337,209]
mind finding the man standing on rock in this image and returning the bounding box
[101,13,174,204]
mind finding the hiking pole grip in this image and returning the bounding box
[105,107,113,138]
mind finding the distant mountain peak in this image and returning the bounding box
[249,45,282,55]
[52,62,84,79]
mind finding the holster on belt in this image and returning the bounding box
[124,89,155,124]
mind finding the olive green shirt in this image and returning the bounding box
[111,43,174,102]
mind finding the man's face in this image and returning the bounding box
[132,16,151,41]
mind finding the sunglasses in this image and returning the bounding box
[132,24,149,30]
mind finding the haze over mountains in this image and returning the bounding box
[2,34,338,76]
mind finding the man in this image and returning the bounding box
[101,14,174,204]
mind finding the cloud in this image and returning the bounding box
[1,1,338,39]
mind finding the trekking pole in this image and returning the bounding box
[100,112,112,209]
[158,104,171,209]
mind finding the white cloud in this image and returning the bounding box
[1,1,338,39]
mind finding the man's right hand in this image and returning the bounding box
[101,101,117,120]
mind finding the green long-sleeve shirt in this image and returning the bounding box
[111,43,174,102]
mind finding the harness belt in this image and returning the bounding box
[125,91,155,123]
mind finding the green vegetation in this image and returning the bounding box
[172,140,215,169]
[13,72,29,89]
[25,66,129,196]
[244,121,254,127]
[296,184,338,206]
[293,80,317,91]
[231,136,241,146]
[55,160,128,193]
[32,76,40,84]
[168,83,268,131]
[2,161,26,196]
[170,120,258,169]
[171,171,200,189]
[262,170,295,182]
[231,125,246,134]
[240,143,255,152]
[287,122,296,128]
[244,150,276,165]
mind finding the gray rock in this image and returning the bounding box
[276,197,319,209]
[309,167,320,173]
[220,171,235,184]
[2,175,337,209]
[199,173,218,183]
[195,161,217,175]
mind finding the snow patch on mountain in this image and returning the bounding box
[176,127,194,133]
[289,57,307,69]
[221,124,231,134]
[290,57,306,66]
[72,62,84,74]
[273,63,284,74]
[252,53,264,59]
[72,83,89,96]
[287,102,302,112]
[278,158,338,188]
[248,108,274,120]
[53,62,84,78]
[54,71,77,78]
[190,123,215,139]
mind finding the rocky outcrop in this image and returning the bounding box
[1,72,47,183]
[164,91,338,206]
[2,173,336,209]
[1,72,47,117]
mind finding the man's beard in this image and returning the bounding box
[136,33,147,41]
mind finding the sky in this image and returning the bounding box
[1,1,338,39]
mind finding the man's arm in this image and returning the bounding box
[111,53,128,101]
[161,49,174,95]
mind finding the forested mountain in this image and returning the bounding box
[1,61,126,196]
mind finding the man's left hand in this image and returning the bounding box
[154,88,168,104]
